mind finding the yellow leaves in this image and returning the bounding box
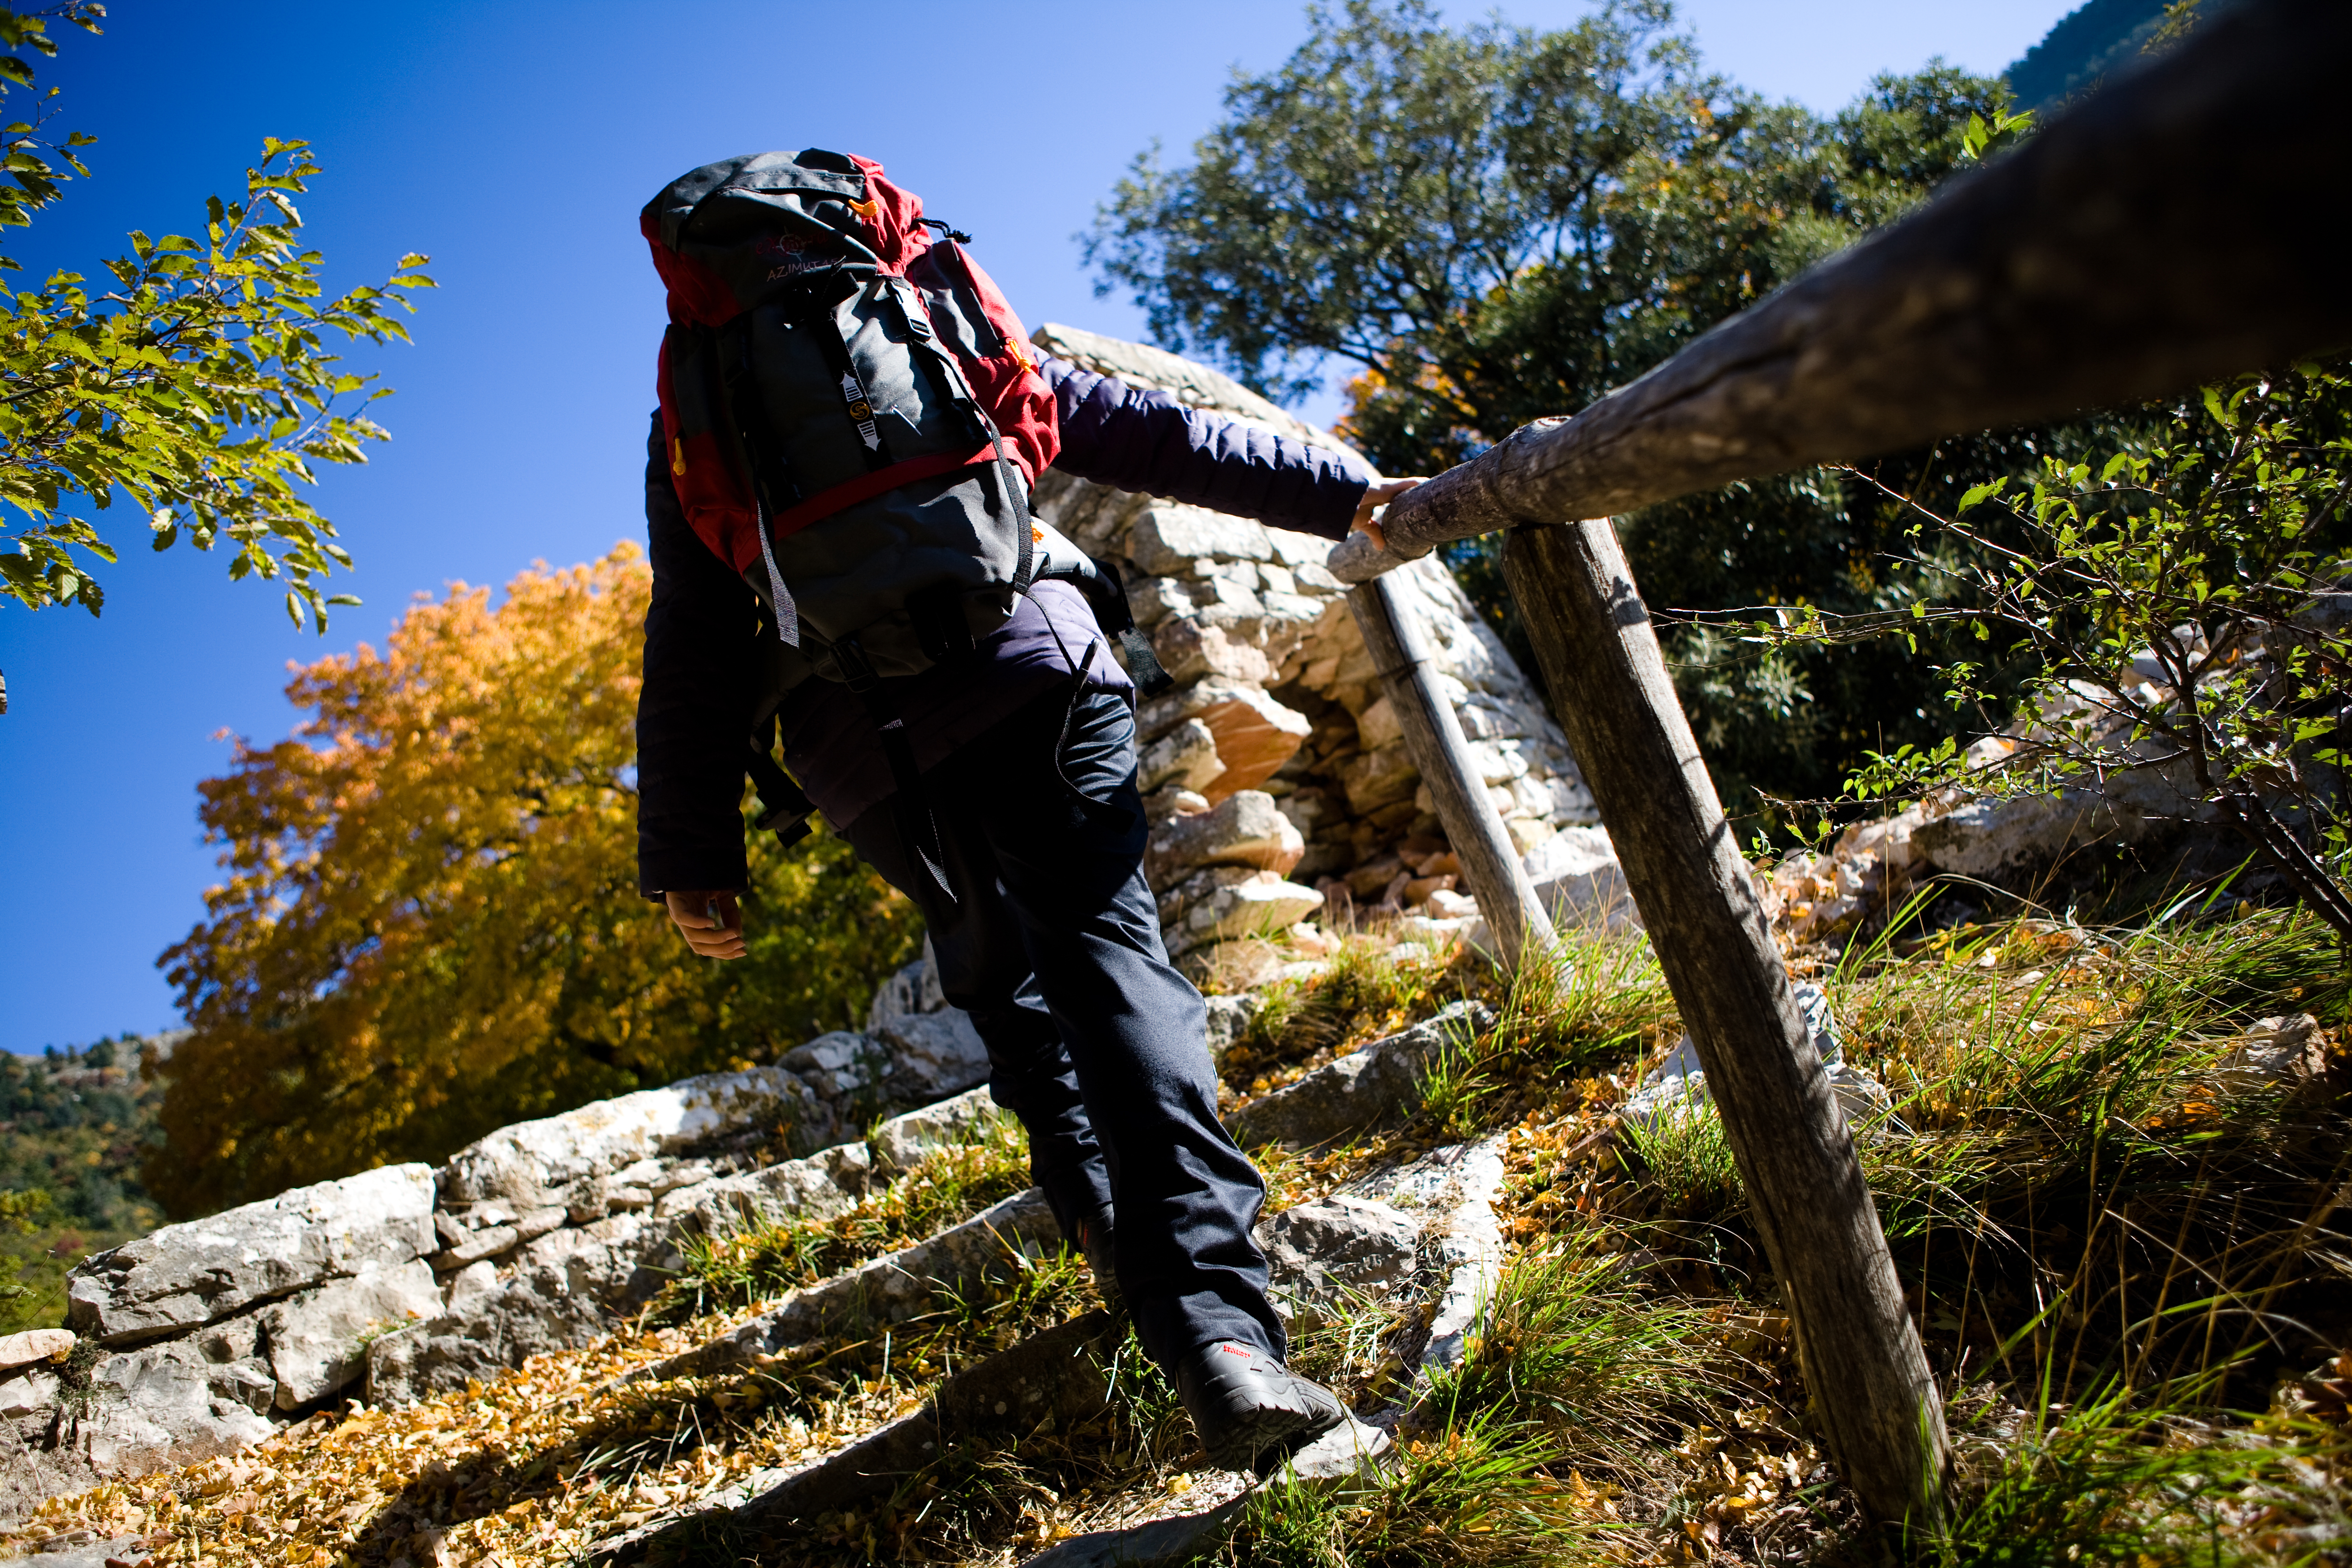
[149,544,921,1216]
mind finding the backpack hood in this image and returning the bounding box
[640,148,932,327]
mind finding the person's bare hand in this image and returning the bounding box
[664,890,745,959]
[1350,477,1425,553]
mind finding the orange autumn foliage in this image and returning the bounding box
[150,545,920,1217]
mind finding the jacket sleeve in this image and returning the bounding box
[1038,354,1374,542]
[636,412,759,898]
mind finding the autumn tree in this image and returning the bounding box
[0,4,431,635]
[149,546,921,1217]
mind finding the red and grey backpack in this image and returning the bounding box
[642,149,1164,897]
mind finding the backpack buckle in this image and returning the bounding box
[833,635,880,694]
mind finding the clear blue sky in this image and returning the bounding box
[0,0,2074,1053]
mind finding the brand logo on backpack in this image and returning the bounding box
[753,231,838,282]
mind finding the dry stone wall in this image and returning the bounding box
[1032,324,1601,964]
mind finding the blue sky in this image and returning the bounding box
[0,0,2075,1053]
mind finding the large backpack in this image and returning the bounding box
[642,147,1070,685]
[642,149,1165,897]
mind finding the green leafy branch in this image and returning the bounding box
[0,3,105,260]
[0,136,434,625]
[0,7,433,631]
[1731,367,2352,936]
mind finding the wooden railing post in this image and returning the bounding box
[1311,5,2349,1521]
[1500,520,1947,1522]
[1346,572,1557,972]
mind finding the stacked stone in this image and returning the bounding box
[1033,324,1598,966]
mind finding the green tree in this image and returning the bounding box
[0,3,431,629]
[1789,365,2352,937]
[150,548,923,1217]
[1089,0,2057,826]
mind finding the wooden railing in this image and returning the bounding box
[1332,0,2347,1524]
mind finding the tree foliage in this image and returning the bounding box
[1783,366,2352,936]
[0,3,432,627]
[1089,0,2056,825]
[150,547,922,1217]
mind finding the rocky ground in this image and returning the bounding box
[4,892,2346,1568]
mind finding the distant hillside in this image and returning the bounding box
[2007,0,2171,106]
[0,1035,172,1331]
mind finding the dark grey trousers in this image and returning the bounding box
[841,682,1284,1367]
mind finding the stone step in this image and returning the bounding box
[1225,1000,1494,1149]
[1018,1413,1394,1568]
[634,1187,1060,1385]
[588,1309,1123,1563]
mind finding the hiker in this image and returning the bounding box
[633,149,1416,1471]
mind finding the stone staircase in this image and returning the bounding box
[0,955,1511,1564]
[558,1000,1502,1566]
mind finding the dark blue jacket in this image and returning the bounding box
[636,353,1372,896]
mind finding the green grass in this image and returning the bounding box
[650,1115,1035,1326]
[1913,1369,2351,1568]
[1217,1414,1602,1568]
[1432,1235,1729,1461]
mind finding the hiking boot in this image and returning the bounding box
[1176,1339,1347,1473]
[1075,1208,1120,1307]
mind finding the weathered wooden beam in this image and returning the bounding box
[1346,572,1557,972]
[1502,521,1947,1521]
[1375,0,2351,557]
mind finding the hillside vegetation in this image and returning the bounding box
[0,1036,167,1332]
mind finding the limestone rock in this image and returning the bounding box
[437,1067,829,1210]
[865,945,945,1031]
[1338,744,1418,814]
[78,1337,278,1477]
[653,1142,872,1234]
[1418,1137,1509,1377]
[1523,825,1640,933]
[1128,504,1274,577]
[1138,718,1223,795]
[870,1087,1012,1173]
[1146,790,1305,884]
[1153,617,1274,685]
[67,1164,436,1347]
[1202,995,1261,1061]
[368,1212,655,1406]
[1353,695,1404,753]
[1226,1001,1494,1148]
[1909,787,2148,881]
[778,1031,883,1098]
[257,1258,441,1409]
[0,1368,55,1418]
[1197,689,1313,802]
[875,1011,991,1100]
[1258,1196,1420,1318]
[0,1331,73,1374]
[2218,1013,2330,1091]
[1171,875,1325,956]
